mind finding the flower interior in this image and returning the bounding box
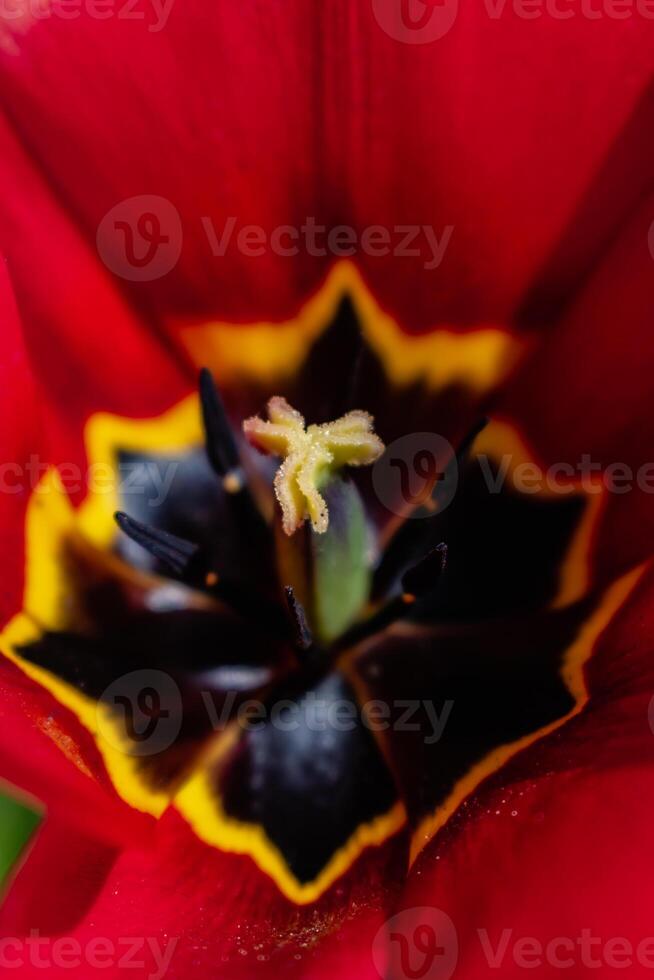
[0,305,625,906]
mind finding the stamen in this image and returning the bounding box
[401,543,448,596]
[199,368,244,493]
[337,542,447,650]
[284,586,315,652]
[115,512,288,633]
[243,397,385,535]
[114,512,200,576]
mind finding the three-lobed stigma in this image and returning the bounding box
[243,397,384,535]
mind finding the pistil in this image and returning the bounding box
[243,397,384,535]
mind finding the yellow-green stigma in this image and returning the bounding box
[243,397,385,536]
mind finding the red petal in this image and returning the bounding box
[500,194,654,583]
[0,259,170,848]
[0,3,330,327]
[341,8,654,332]
[0,812,117,937]
[0,113,191,486]
[0,6,651,334]
[2,807,405,978]
[0,261,40,622]
[0,656,152,846]
[391,561,654,978]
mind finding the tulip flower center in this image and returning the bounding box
[4,349,614,907]
[112,371,459,649]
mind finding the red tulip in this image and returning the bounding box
[0,3,654,978]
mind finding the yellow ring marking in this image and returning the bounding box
[174,724,406,905]
[178,260,525,393]
[407,562,647,864]
[0,396,203,817]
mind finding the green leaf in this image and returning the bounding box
[0,784,41,889]
[311,476,371,645]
